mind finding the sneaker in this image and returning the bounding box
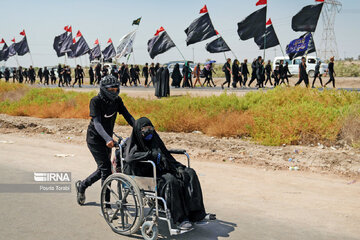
[75,180,85,205]
[203,213,216,221]
[178,220,192,230]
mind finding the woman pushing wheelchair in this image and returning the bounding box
[76,74,215,233]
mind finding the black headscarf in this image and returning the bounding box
[124,117,184,176]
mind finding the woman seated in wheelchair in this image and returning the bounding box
[124,117,216,230]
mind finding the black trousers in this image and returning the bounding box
[312,73,323,87]
[248,73,257,87]
[222,73,231,87]
[242,74,248,86]
[265,73,272,86]
[325,72,335,88]
[80,142,112,205]
[73,77,82,87]
[295,75,309,87]
[144,75,149,86]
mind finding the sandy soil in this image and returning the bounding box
[1,114,359,177]
[0,115,360,240]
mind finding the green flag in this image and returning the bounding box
[132,17,141,26]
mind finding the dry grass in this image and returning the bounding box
[340,106,360,147]
[1,82,360,146]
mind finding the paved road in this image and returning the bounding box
[0,133,359,240]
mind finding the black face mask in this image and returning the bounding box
[99,86,119,103]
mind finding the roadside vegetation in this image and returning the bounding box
[0,82,359,147]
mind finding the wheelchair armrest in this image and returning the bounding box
[168,149,190,168]
[168,149,187,154]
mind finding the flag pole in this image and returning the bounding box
[29,52,34,66]
[15,54,20,67]
[175,45,186,61]
[217,33,237,59]
[26,36,34,66]
[263,4,267,60]
[278,43,286,58]
[207,5,237,60]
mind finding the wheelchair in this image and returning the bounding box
[100,133,192,240]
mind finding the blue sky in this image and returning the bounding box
[0,0,359,67]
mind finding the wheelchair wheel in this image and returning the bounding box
[141,221,158,240]
[100,173,144,235]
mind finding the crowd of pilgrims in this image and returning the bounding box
[0,56,336,91]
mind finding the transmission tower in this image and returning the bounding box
[319,0,342,60]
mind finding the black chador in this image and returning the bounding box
[155,67,163,98]
[124,117,209,224]
[171,63,182,88]
[160,67,170,98]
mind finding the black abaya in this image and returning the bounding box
[160,67,170,97]
[171,64,182,87]
[155,67,163,98]
[124,117,206,224]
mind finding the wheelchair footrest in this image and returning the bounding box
[170,228,194,236]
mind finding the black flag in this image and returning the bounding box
[60,33,73,54]
[89,44,101,62]
[102,43,116,61]
[237,6,267,41]
[0,43,8,61]
[292,3,323,32]
[74,36,90,57]
[147,31,176,59]
[1,43,16,61]
[205,37,231,53]
[14,37,30,56]
[184,13,217,46]
[53,32,67,57]
[254,25,280,49]
[68,36,90,58]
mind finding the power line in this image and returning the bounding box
[319,0,342,60]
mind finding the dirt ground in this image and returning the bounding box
[0,114,359,240]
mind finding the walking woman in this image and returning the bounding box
[324,57,336,88]
[171,63,182,88]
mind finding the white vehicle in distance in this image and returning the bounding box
[165,60,195,75]
[273,56,328,78]
[90,60,117,70]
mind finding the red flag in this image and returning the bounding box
[199,5,208,14]
[20,30,26,36]
[67,26,72,32]
[315,0,324,2]
[215,30,219,35]
[266,18,272,26]
[11,38,15,43]
[94,39,99,45]
[0,38,5,44]
[64,25,69,31]
[73,38,76,44]
[76,30,82,38]
[256,0,267,6]
[154,26,165,36]
[107,38,112,43]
